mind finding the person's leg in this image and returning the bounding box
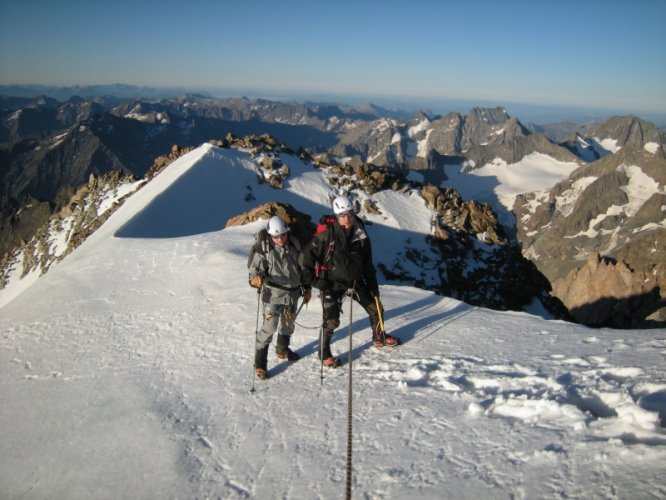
[356,288,401,347]
[255,302,280,370]
[355,287,381,333]
[320,291,343,360]
[276,302,300,360]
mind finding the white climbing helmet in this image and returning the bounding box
[332,195,354,215]
[266,215,288,236]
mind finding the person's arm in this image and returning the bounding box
[298,232,324,287]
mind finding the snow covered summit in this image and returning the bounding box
[1,143,665,498]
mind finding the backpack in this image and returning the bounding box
[313,215,336,278]
[315,215,336,235]
[247,228,270,269]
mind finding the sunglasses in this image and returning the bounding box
[337,212,354,219]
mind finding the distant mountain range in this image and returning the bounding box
[3,83,665,128]
[0,83,205,101]
[1,91,664,328]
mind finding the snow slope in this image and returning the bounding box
[444,153,581,228]
[1,144,665,499]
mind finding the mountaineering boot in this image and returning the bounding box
[318,329,340,367]
[373,326,401,348]
[276,335,300,361]
[277,349,300,361]
[381,334,401,347]
[255,345,269,379]
[322,356,342,368]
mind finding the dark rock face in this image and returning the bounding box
[552,253,664,328]
[0,169,139,289]
[0,195,52,258]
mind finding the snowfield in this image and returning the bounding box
[1,144,665,499]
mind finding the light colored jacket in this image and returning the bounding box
[248,235,302,304]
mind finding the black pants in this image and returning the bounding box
[319,287,383,358]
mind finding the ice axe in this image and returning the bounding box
[374,294,385,336]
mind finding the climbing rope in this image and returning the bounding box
[345,287,354,500]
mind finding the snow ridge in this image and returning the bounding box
[1,144,665,499]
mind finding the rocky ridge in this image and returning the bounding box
[1,96,369,257]
[3,94,665,327]
[0,143,201,289]
[560,116,665,162]
[0,171,141,289]
[330,106,582,182]
[1,134,555,316]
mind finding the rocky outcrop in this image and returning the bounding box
[413,184,550,311]
[225,201,314,246]
[552,253,665,328]
[420,185,505,245]
[324,160,411,195]
[145,144,194,178]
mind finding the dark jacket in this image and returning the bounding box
[300,217,378,294]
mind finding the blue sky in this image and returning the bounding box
[1,0,665,119]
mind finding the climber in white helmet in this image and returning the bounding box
[299,195,401,368]
[248,215,311,380]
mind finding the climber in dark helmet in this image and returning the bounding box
[248,215,311,380]
[299,195,400,367]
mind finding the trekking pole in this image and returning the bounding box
[345,287,354,500]
[319,323,325,385]
[250,287,262,394]
[319,293,325,385]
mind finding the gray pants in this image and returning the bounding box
[256,301,297,351]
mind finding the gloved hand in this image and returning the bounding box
[249,275,264,289]
[302,288,312,304]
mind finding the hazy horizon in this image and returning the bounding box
[2,81,664,126]
[1,0,664,124]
